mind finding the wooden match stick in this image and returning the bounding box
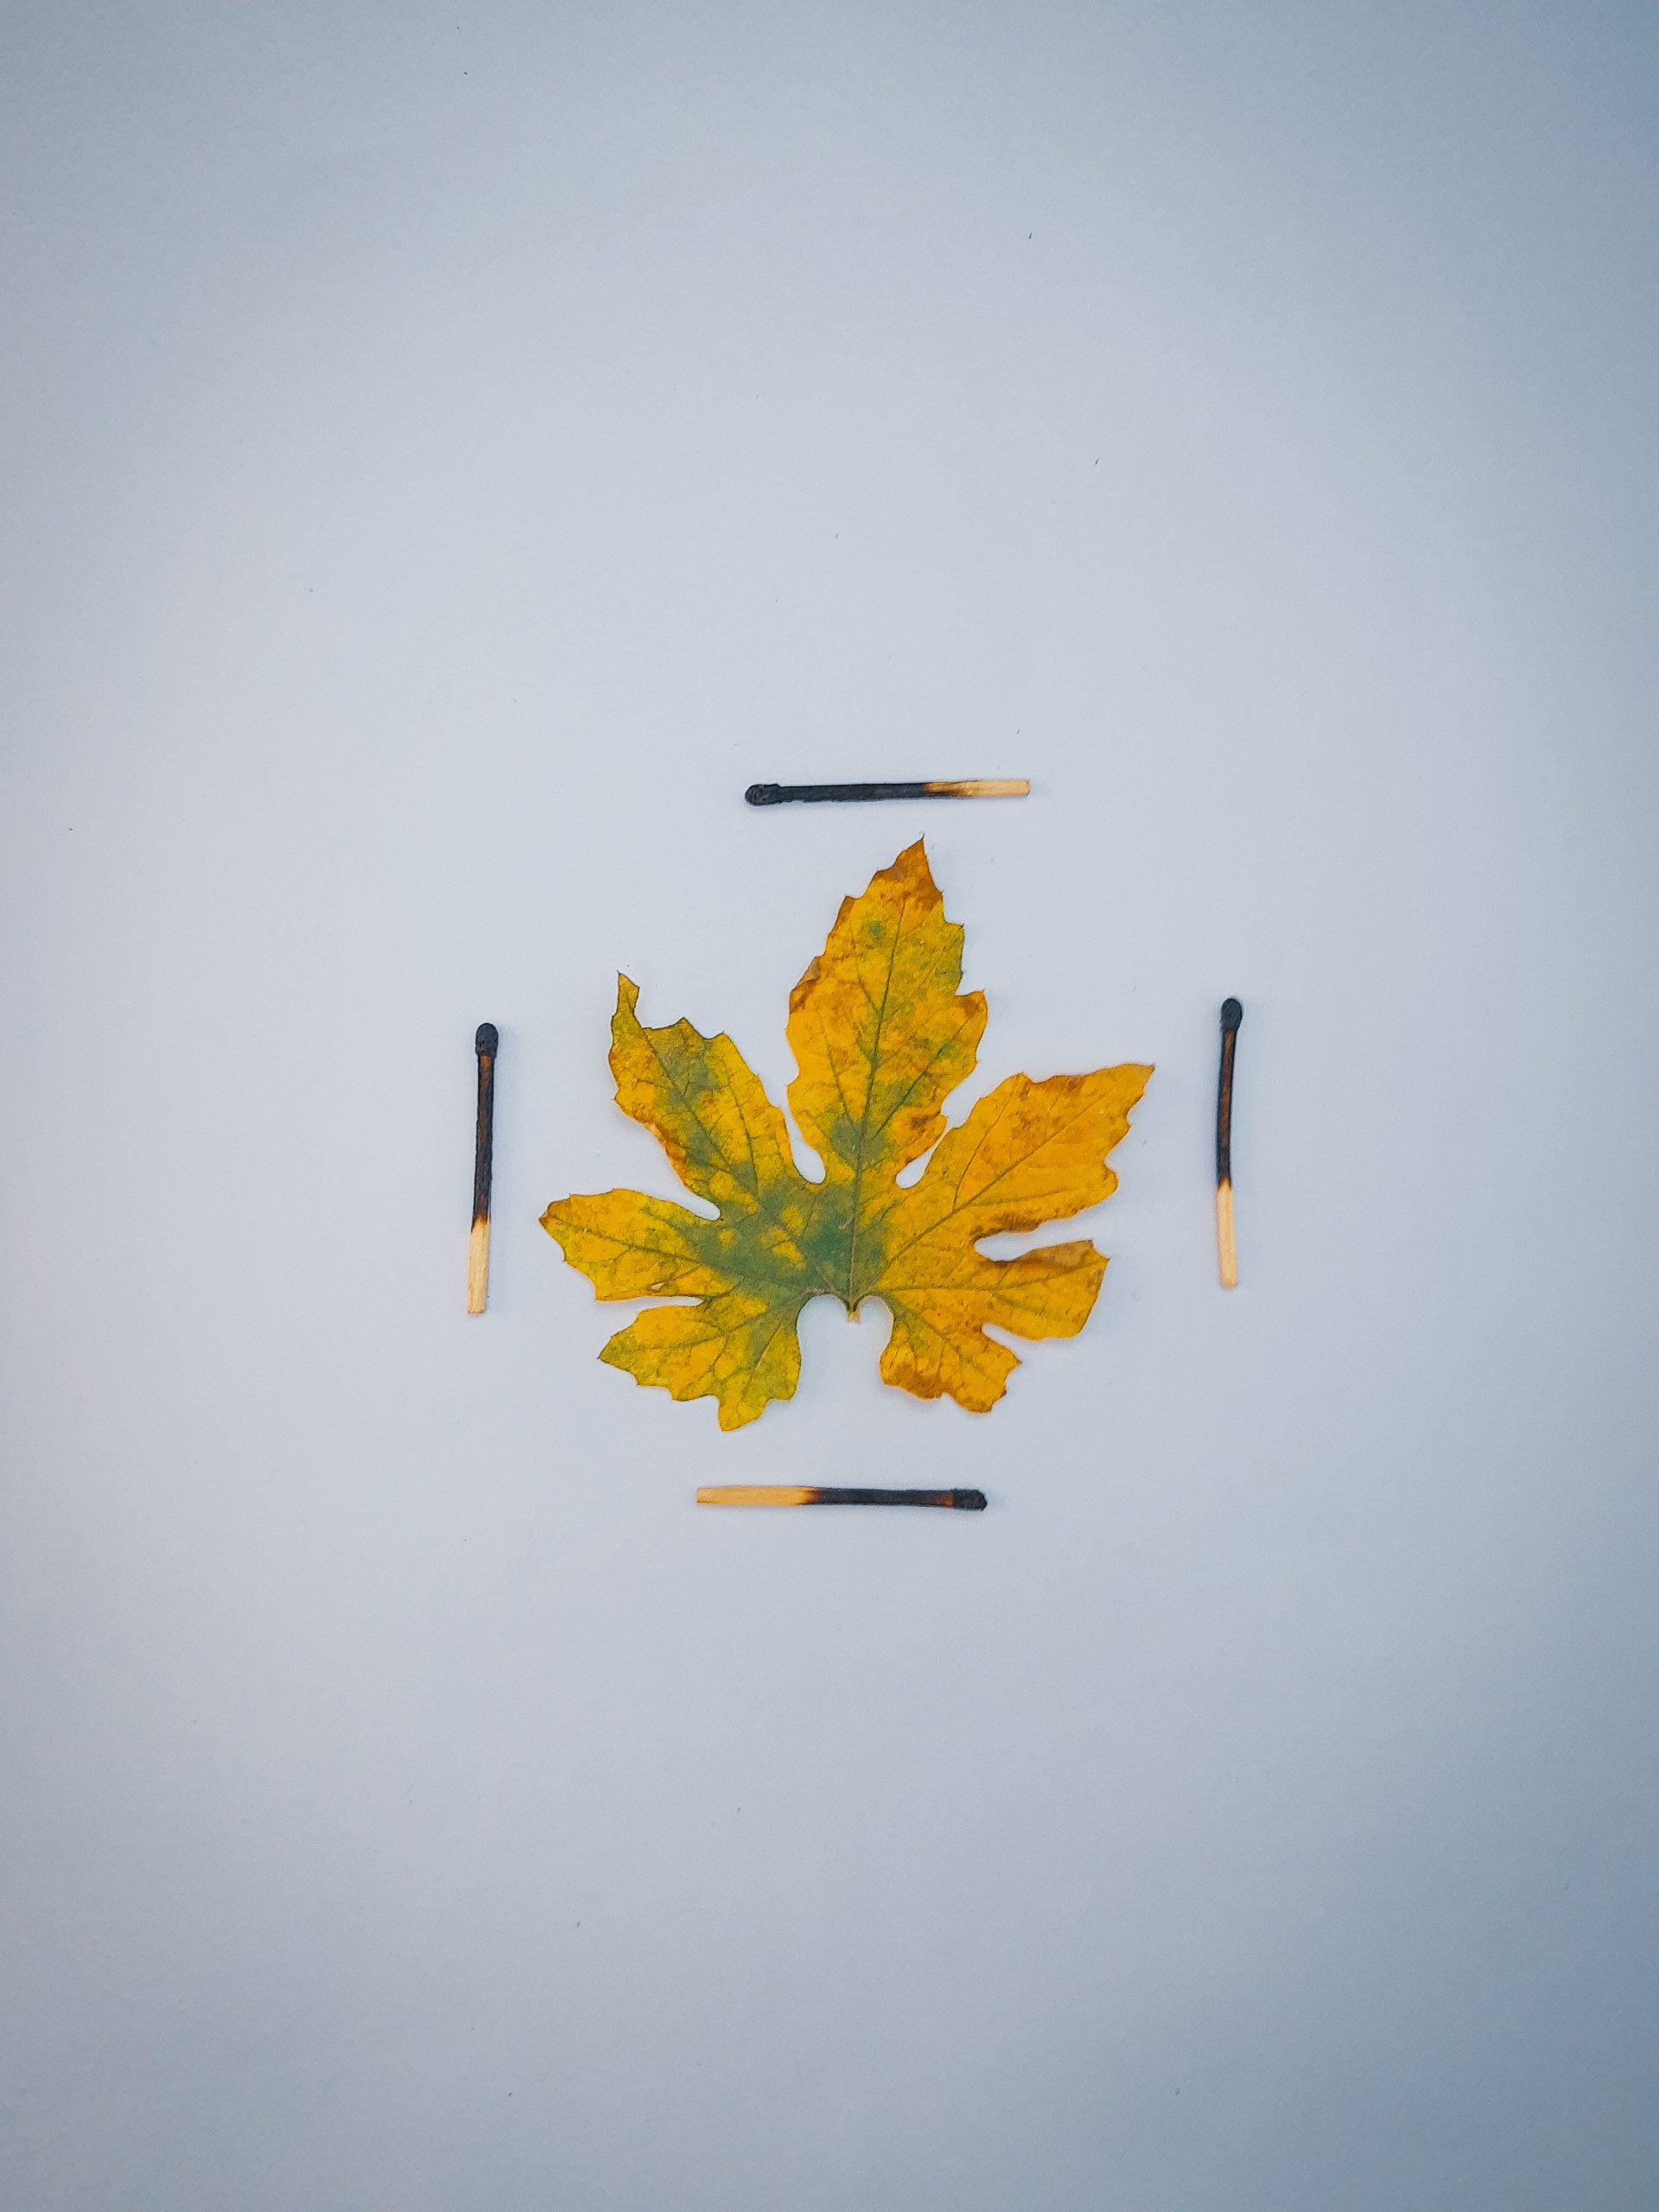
[696,1485,987,1510]
[467,1022,498,1314]
[745,779,1028,806]
[1216,998,1242,1288]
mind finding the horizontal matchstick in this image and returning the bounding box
[696,1484,987,1511]
[745,779,1028,806]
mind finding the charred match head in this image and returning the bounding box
[1220,997,1243,1033]
[475,1022,499,1056]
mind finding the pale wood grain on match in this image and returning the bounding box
[1216,1180,1237,1290]
[467,1216,492,1314]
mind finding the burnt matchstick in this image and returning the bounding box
[696,1485,987,1510]
[1216,998,1243,1288]
[745,779,1028,806]
[467,1022,498,1314]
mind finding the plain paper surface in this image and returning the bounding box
[3,6,1656,2207]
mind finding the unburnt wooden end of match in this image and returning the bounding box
[696,1485,987,1510]
[745,779,1028,806]
[467,1022,498,1314]
[1216,998,1243,1289]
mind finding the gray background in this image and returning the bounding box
[3,4,1656,2207]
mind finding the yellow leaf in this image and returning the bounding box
[541,842,1151,1428]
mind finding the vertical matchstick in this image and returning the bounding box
[1216,998,1242,1287]
[467,1023,498,1314]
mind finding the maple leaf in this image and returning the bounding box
[540,842,1151,1429]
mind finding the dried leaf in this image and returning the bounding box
[541,842,1151,1428]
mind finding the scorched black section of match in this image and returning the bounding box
[1216,999,1242,1185]
[473,1024,498,1226]
[808,1486,986,1509]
